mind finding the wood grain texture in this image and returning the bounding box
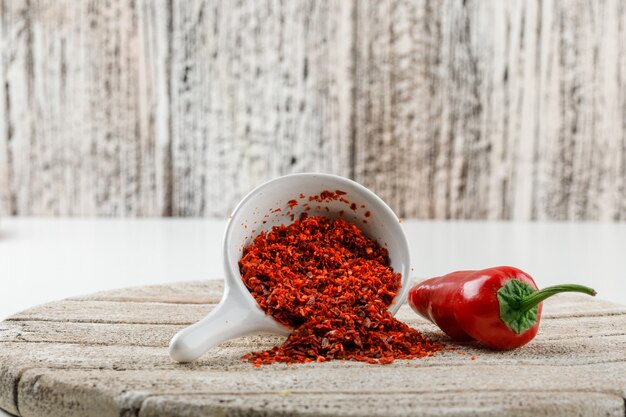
[0,0,169,216]
[1,0,626,219]
[0,281,625,417]
[353,0,626,220]
[168,0,354,216]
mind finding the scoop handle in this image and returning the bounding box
[169,287,262,362]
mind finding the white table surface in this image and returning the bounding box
[1,217,625,322]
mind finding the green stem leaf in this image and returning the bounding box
[498,280,596,334]
[517,284,596,314]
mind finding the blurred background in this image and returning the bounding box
[2,0,625,221]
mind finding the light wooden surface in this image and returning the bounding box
[1,0,626,220]
[353,0,626,220]
[0,281,625,417]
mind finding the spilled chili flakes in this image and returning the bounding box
[287,199,298,209]
[306,190,349,204]
[239,216,443,366]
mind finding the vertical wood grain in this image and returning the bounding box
[532,0,626,220]
[1,0,625,220]
[0,0,31,216]
[137,0,173,216]
[620,1,626,220]
[169,0,354,216]
[354,0,506,220]
[353,0,626,220]
[0,0,168,216]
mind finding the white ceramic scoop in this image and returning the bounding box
[169,173,411,362]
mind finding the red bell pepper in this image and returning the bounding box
[408,266,596,350]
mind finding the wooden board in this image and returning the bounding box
[352,0,626,221]
[0,0,168,216]
[0,0,353,218]
[168,0,354,217]
[2,0,626,220]
[0,281,625,417]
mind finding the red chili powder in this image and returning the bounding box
[239,216,443,365]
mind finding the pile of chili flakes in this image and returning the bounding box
[239,215,443,366]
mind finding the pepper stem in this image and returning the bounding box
[518,284,597,314]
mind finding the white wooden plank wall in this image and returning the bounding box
[1,0,625,220]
